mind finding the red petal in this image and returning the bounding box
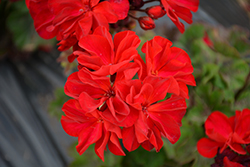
[228,143,246,155]
[106,96,130,122]
[149,112,180,144]
[162,0,185,33]
[168,2,193,24]
[76,13,93,38]
[78,35,113,65]
[174,0,199,12]
[148,95,186,126]
[103,120,122,138]
[197,138,222,158]
[135,112,149,143]
[205,111,232,142]
[92,26,114,50]
[78,68,110,91]
[223,156,244,167]
[92,12,109,30]
[76,52,104,71]
[93,1,118,23]
[64,72,84,98]
[108,133,125,156]
[148,126,163,152]
[79,92,106,113]
[122,126,140,151]
[95,130,110,161]
[235,115,250,140]
[114,31,140,63]
[76,122,103,155]
[107,0,129,20]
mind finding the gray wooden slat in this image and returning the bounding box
[200,0,250,29]
[0,58,73,167]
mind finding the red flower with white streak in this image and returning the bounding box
[64,68,138,126]
[120,77,187,152]
[61,99,125,161]
[140,36,196,98]
[161,0,199,33]
[197,109,250,158]
[27,0,119,41]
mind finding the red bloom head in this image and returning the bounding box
[141,36,196,98]
[27,0,120,42]
[61,99,125,161]
[120,77,187,152]
[197,109,250,158]
[76,26,141,76]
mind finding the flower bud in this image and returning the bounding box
[138,16,155,30]
[146,6,166,19]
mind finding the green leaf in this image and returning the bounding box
[201,64,220,84]
[214,41,240,58]
[179,24,205,45]
[229,26,250,53]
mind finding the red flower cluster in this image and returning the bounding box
[197,109,250,158]
[26,0,197,161]
[62,26,195,160]
[26,0,200,44]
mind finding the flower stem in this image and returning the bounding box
[128,13,138,20]
[130,9,146,12]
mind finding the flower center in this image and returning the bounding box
[151,70,158,76]
[97,117,104,123]
[142,106,148,113]
[105,89,115,98]
[79,4,91,14]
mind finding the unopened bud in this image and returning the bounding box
[138,16,155,30]
[146,6,166,19]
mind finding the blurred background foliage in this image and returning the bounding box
[1,0,250,166]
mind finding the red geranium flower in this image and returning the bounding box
[61,99,125,161]
[141,36,196,98]
[120,77,187,151]
[64,67,138,125]
[197,109,250,158]
[161,0,199,33]
[75,26,141,76]
[27,0,119,42]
